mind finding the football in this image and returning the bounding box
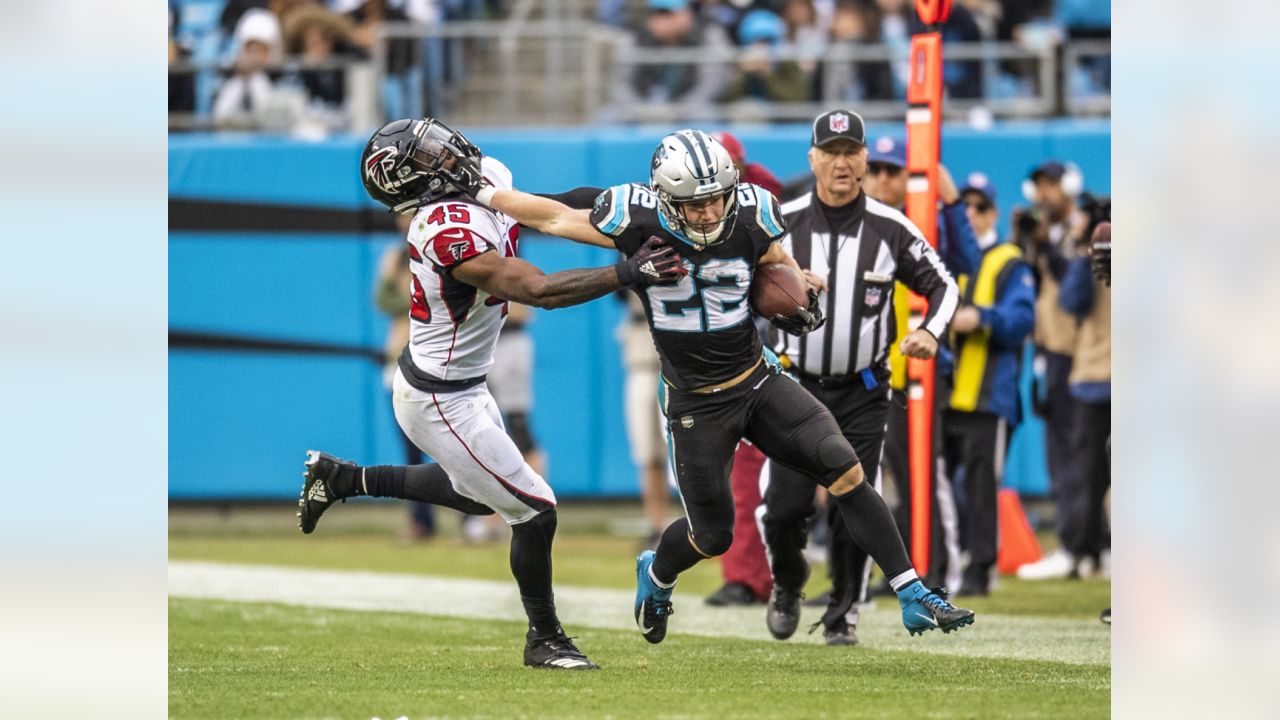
[750,263,809,318]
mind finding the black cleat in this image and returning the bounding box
[523,628,600,670]
[634,550,675,644]
[766,583,805,640]
[823,625,859,647]
[297,450,354,534]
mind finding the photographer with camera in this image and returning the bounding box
[1013,160,1100,581]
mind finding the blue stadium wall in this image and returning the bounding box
[169,119,1109,499]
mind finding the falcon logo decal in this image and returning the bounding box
[364,146,401,194]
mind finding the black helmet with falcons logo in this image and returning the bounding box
[360,117,482,214]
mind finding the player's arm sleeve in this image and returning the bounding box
[420,226,496,274]
[983,261,1036,348]
[894,225,959,339]
[536,186,607,211]
[938,202,981,275]
[1058,256,1096,318]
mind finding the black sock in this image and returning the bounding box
[353,464,495,515]
[833,481,914,580]
[650,519,700,585]
[510,509,560,633]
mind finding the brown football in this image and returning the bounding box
[750,263,808,318]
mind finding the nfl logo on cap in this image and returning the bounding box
[830,113,849,133]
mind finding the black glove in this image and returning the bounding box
[771,286,825,336]
[445,155,488,198]
[615,237,687,287]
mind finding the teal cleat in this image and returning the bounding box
[634,550,675,644]
[897,581,975,636]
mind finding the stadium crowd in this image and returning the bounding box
[170,0,1109,131]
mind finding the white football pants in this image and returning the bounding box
[392,367,555,524]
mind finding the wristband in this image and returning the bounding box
[475,186,498,208]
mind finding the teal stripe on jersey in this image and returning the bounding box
[600,185,630,235]
[755,187,783,238]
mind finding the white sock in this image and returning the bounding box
[889,569,920,592]
[648,566,676,590]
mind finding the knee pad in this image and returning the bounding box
[690,527,734,558]
[513,507,557,541]
[815,433,856,474]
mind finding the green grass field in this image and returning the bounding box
[169,502,1110,719]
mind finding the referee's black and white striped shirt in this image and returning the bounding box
[777,190,959,378]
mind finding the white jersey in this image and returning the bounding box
[403,157,518,381]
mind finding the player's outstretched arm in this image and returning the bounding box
[452,238,684,310]
[475,186,615,249]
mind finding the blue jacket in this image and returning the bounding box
[938,200,984,277]
[950,237,1036,424]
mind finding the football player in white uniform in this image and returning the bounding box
[297,117,685,671]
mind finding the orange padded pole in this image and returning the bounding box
[904,32,943,575]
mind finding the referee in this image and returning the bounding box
[760,109,959,646]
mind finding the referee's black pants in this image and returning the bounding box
[941,409,1007,590]
[762,371,889,633]
[883,388,963,587]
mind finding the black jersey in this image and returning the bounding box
[590,182,787,390]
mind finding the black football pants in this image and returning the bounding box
[652,361,860,581]
[941,409,1006,586]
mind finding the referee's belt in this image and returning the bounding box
[795,366,887,390]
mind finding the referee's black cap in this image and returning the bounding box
[811,109,866,148]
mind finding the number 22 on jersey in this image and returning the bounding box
[647,258,751,332]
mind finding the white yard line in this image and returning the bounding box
[169,561,1109,666]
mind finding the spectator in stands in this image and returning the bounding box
[220,0,271,41]
[712,130,783,196]
[614,0,732,120]
[719,9,815,104]
[958,0,1001,39]
[212,9,284,128]
[827,0,895,102]
[943,174,1036,597]
[1057,0,1110,94]
[781,0,826,78]
[342,0,419,76]
[283,4,358,108]
[169,2,196,115]
[872,0,912,97]
[696,0,749,39]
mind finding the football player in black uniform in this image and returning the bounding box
[452,129,974,644]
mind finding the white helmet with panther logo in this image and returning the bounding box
[650,129,740,247]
